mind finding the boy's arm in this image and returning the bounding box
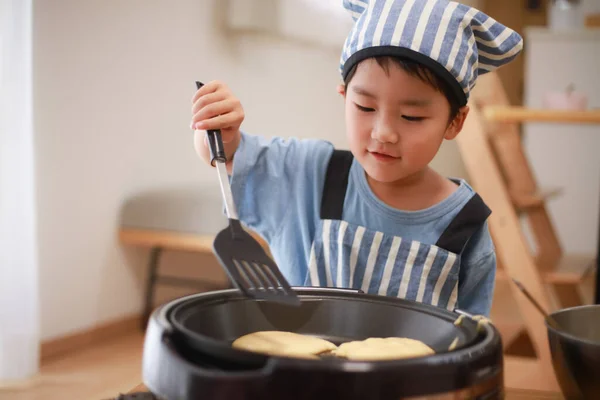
[190,80,334,245]
[457,222,497,317]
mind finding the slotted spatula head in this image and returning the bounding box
[213,219,301,306]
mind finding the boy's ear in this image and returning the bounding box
[444,106,470,140]
[337,83,346,97]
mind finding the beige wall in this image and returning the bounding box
[33,0,467,340]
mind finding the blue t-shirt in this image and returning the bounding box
[230,132,496,316]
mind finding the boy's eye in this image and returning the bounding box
[402,115,425,122]
[354,103,375,112]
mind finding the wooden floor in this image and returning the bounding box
[0,331,144,400]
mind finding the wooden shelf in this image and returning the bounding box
[483,106,600,124]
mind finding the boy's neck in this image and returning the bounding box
[365,167,459,211]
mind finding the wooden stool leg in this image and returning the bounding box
[142,247,162,330]
[551,283,584,309]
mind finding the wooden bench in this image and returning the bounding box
[119,227,228,329]
[119,226,271,329]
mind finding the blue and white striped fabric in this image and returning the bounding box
[306,220,460,311]
[340,0,523,105]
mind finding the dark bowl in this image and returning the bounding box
[546,304,600,399]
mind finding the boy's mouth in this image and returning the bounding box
[368,151,399,162]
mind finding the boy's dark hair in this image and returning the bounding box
[344,56,461,123]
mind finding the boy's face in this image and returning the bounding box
[339,59,468,184]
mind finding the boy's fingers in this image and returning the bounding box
[191,91,227,114]
[193,99,238,122]
[191,80,223,103]
[195,112,241,132]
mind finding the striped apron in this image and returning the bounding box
[304,150,491,311]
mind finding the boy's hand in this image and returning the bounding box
[191,81,243,167]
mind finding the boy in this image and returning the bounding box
[190,0,523,316]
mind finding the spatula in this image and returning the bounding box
[511,278,561,330]
[194,81,301,307]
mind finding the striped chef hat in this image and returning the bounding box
[340,0,523,105]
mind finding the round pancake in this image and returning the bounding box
[231,331,338,359]
[332,337,435,361]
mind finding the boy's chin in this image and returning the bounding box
[363,164,407,184]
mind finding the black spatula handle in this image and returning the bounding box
[195,81,226,167]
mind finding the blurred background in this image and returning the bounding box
[1,0,599,398]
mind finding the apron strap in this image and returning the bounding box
[435,193,491,254]
[320,149,491,254]
[320,150,354,220]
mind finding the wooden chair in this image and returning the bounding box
[119,227,270,328]
[473,73,596,310]
[456,71,600,390]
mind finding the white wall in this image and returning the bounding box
[523,27,600,255]
[582,0,600,15]
[33,0,466,340]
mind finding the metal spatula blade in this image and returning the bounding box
[212,219,301,306]
[195,81,301,307]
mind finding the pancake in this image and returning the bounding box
[231,331,338,359]
[331,337,435,361]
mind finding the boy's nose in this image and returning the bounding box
[371,122,399,144]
